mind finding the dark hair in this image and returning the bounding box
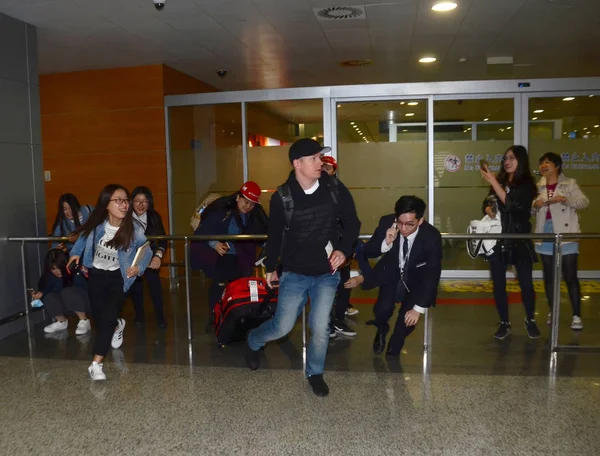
[395,195,426,219]
[38,248,70,291]
[131,186,164,236]
[51,193,82,236]
[496,145,535,188]
[202,191,268,232]
[539,152,562,175]
[79,184,135,250]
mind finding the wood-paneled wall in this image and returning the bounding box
[40,64,216,236]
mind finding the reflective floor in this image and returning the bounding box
[1,278,599,455]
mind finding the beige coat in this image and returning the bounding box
[532,174,589,245]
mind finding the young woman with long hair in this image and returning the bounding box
[533,152,589,330]
[129,186,168,328]
[33,248,91,335]
[481,145,539,340]
[69,184,152,380]
[50,193,93,253]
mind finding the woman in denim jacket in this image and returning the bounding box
[50,193,93,253]
[69,184,151,381]
[533,152,589,330]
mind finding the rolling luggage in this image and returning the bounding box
[214,277,278,346]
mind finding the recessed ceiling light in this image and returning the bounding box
[402,129,408,132]
[563,97,575,101]
[400,102,405,105]
[589,95,595,98]
[337,105,341,108]
[432,2,457,12]
[534,109,544,113]
[407,102,419,106]
[405,113,415,117]
[594,125,599,128]
[483,118,489,121]
[418,56,437,63]
[459,57,467,63]
[532,117,538,120]
[467,127,472,131]
[350,122,355,125]
[507,126,512,130]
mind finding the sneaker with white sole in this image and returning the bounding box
[88,361,106,381]
[571,316,583,330]
[75,319,91,335]
[111,318,126,349]
[334,320,357,337]
[44,320,68,333]
[345,305,359,316]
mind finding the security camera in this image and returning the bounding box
[216,69,228,78]
[153,0,165,11]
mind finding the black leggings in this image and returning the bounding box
[490,256,536,322]
[540,253,581,317]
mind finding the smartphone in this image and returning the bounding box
[479,159,489,170]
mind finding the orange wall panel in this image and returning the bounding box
[163,65,217,96]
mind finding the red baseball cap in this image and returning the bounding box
[321,155,337,170]
[240,181,261,204]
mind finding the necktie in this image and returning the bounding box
[401,237,409,278]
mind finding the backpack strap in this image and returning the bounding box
[327,176,340,206]
[277,183,294,230]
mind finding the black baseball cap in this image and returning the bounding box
[288,138,331,164]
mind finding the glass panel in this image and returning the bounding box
[528,95,600,271]
[337,100,428,234]
[433,98,514,270]
[168,103,243,261]
[247,99,323,208]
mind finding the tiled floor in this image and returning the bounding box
[1,278,599,455]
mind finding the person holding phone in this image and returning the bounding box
[480,145,539,340]
[68,184,152,381]
[193,181,269,314]
[361,196,442,356]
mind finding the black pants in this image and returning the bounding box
[208,254,241,311]
[490,256,535,322]
[540,253,581,317]
[88,269,126,357]
[373,280,416,351]
[129,269,165,324]
[43,287,90,319]
[333,264,351,321]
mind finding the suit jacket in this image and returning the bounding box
[362,214,442,309]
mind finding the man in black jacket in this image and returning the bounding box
[245,138,361,397]
[362,196,442,356]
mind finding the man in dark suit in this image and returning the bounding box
[362,196,442,356]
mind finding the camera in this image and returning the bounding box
[153,0,166,11]
[216,69,228,78]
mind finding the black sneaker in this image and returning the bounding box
[307,374,329,397]
[333,320,357,337]
[245,345,260,370]
[525,319,541,339]
[494,321,511,340]
[329,323,337,339]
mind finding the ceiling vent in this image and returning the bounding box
[339,59,373,67]
[314,5,367,21]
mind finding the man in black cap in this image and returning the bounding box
[245,138,360,397]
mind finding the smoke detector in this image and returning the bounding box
[339,59,373,67]
[314,5,366,21]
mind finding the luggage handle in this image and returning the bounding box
[257,286,277,314]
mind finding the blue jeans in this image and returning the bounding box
[248,271,340,377]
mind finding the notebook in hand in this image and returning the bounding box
[132,241,151,268]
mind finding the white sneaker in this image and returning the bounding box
[571,316,583,330]
[111,318,126,349]
[345,306,359,316]
[75,319,91,335]
[88,362,106,381]
[44,320,68,333]
[546,313,552,326]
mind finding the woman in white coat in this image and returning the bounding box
[533,152,589,330]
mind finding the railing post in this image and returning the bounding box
[20,240,33,338]
[550,233,562,351]
[302,307,307,375]
[184,236,193,342]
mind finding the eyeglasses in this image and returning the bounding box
[133,199,149,205]
[110,198,129,206]
[395,220,418,228]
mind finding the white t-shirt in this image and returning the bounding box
[93,222,120,271]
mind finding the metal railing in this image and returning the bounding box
[6,232,600,356]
